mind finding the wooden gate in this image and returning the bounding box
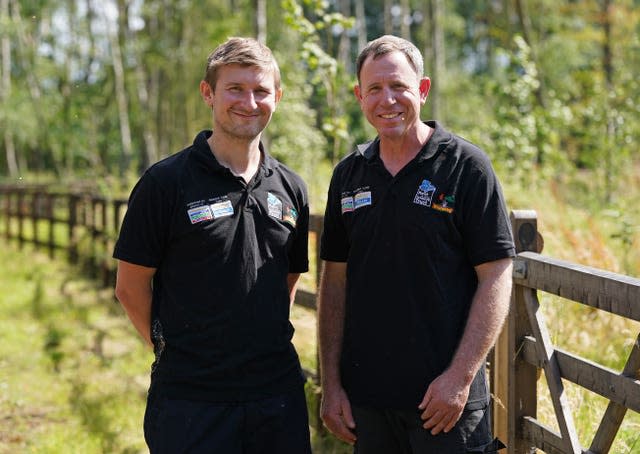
[492,211,640,453]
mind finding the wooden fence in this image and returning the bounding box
[1,185,639,453]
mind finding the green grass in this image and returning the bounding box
[0,243,151,453]
[0,241,349,453]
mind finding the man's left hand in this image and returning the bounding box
[418,370,470,435]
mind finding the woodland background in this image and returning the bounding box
[1,1,638,218]
[1,0,640,453]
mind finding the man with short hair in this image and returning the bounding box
[114,37,311,454]
[318,35,514,453]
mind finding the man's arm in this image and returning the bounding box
[114,260,157,346]
[318,260,356,445]
[287,273,301,308]
[419,257,513,434]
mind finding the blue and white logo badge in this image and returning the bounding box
[210,199,234,218]
[413,180,436,207]
[267,192,283,220]
[354,191,372,209]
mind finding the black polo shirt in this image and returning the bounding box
[114,130,309,402]
[321,121,515,410]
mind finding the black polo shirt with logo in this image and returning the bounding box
[321,121,515,410]
[114,130,309,402]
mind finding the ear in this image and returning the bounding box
[275,87,283,105]
[419,77,431,104]
[354,84,363,102]
[200,80,214,107]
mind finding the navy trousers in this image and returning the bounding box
[352,404,505,454]
[143,385,311,454]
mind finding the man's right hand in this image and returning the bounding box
[320,385,357,445]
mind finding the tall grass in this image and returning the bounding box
[505,172,640,453]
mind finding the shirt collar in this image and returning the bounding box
[193,130,275,177]
[356,121,452,164]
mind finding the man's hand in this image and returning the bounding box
[418,370,470,435]
[320,385,357,445]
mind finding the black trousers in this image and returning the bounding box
[143,385,311,454]
[352,404,505,454]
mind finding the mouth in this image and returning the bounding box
[379,112,403,120]
[231,110,261,118]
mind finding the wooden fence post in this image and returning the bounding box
[47,194,55,258]
[17,189,25,248]
[495,210,542,453]
[3,188,10,240]
[68,194,79,263]
[309,214,325,435]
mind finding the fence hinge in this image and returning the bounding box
[513,257,527,279]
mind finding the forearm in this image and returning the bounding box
[117,289,153,346]
[114,261,155,347]
[447,258,513,384]
[287,273,301,308]
[318,261,347,388]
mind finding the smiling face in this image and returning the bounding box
[354,51,430,141]
[200,63,282,141]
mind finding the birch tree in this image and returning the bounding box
[1,0,18,176]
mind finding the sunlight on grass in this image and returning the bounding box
[0,243,151,453]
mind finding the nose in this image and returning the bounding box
[241,91,259,110]
[380,87,396,105]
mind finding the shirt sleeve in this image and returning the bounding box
[320,167,349,262]
[287,180,310,273]
[113,171,171,268]
[460,154,515,266]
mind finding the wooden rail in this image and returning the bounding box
[492,211,640,453]
[2,186,639,452]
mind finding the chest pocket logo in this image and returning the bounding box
[268,192,298,227]
[413,180,436,207]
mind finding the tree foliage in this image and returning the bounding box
[0,0,638,205]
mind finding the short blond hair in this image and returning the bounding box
[203,37,281,90]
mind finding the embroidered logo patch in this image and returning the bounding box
[187,205,213,224]
[267,192,283,220]
[413,180,436,207]
[210,199,234,218]
[432,193,455,214]
[283,205,298,227]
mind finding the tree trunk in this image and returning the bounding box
[514,0,545,107]
[1,0,19,176]
[601,0,614,202]
[400,0,410,39]
[13,0,45,170]
[427,0,444,121]
[104,0,133,174]
[355,0,367,53]
[254,0,266,44]
[384,0,393,35]
[338,0,351,73]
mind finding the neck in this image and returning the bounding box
[207,133,263,182]
[379,123,433,176]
